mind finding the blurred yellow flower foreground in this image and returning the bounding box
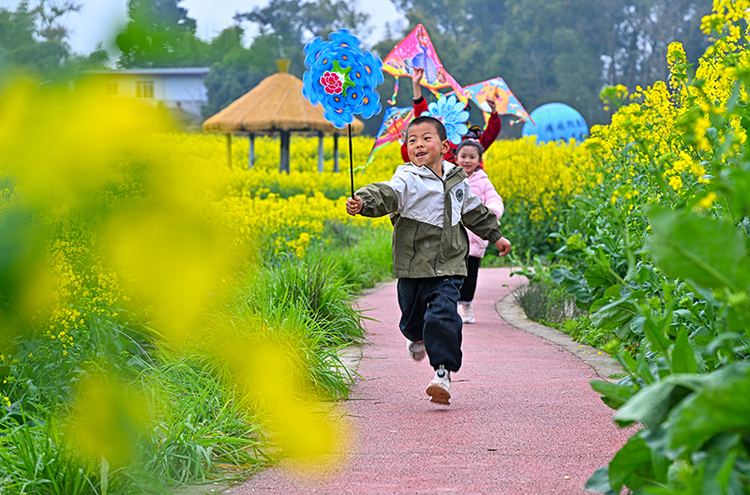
[0,80,355,485]
[0,75,587,491]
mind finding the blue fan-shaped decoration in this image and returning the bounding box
[423,95,469,145]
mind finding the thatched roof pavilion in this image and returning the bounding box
[202,60,364,172]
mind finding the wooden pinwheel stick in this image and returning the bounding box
[348,123,355,198]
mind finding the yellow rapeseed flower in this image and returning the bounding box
[698,192,717,209]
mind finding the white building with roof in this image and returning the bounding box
[80,67,210,121]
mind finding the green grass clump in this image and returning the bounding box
[137,356,268,485]
[514,278,585,327]
[513,277,620,353]
[310,224,393,292]
[0,412,107,495]
[0,355,268,494]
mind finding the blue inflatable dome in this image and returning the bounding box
[521,102,588,144]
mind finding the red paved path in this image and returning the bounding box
[227,268,631,494]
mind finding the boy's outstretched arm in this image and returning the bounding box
[346,194,363,216]
[350,180,404,218]
[495,236,511,257]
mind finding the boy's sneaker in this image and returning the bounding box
[460,302,475,324]
[407,339,426,361]
[426,365,451,404]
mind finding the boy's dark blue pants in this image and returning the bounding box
[397,276,463,372]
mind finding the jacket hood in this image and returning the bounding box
[400,161,466,181]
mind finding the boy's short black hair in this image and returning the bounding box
[406,116,447,142]
[456,139,484,160]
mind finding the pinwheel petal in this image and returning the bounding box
[330,30,361,51]
[303,37,325,68]
[358,87,382,119]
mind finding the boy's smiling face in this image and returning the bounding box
[407,122,450,173]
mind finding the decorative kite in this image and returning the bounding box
[423,94,469,145]
[382,24,466,103]
[302,29,384,196]
[366,106,413,165]
[461,77,533,126]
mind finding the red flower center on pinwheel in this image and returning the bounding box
[320,71,344,94]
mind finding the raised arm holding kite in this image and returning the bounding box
[367,23,533,165]
[397,68,502,164]
[462,77,533,126]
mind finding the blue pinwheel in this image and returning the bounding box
[302,29,384,197]
[302,29,384,129]
[423,94,469,145]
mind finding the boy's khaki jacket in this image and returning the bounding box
[356,161,503,279]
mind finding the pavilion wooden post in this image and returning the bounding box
[248,133,255,169]
[317,131,324,173]
[202,71,365,169]
[333,133,340,173]
[280,130,290,174]
[226,133,232,168]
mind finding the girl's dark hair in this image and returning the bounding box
[407,116,447,142]
[456,139,484,160]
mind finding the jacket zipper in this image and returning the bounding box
[409,221,419,274]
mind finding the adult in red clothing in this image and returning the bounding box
[400,67,502,164]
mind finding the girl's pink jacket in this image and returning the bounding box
[466,168,504,258]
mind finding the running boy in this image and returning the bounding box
[345,116,511,405]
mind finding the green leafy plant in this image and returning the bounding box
[581,17,750,494]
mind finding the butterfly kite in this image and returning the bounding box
[462,77,533,125]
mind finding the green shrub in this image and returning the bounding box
[247,256,365,345]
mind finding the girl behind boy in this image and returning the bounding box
[455,140,505,323]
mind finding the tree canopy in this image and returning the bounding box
[232,0,371,79]
[116,0,204,67]
[375,0,711,128]
[0,0,108,83]
[1,0,712,131]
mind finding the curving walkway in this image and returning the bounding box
[226,268,632,494]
